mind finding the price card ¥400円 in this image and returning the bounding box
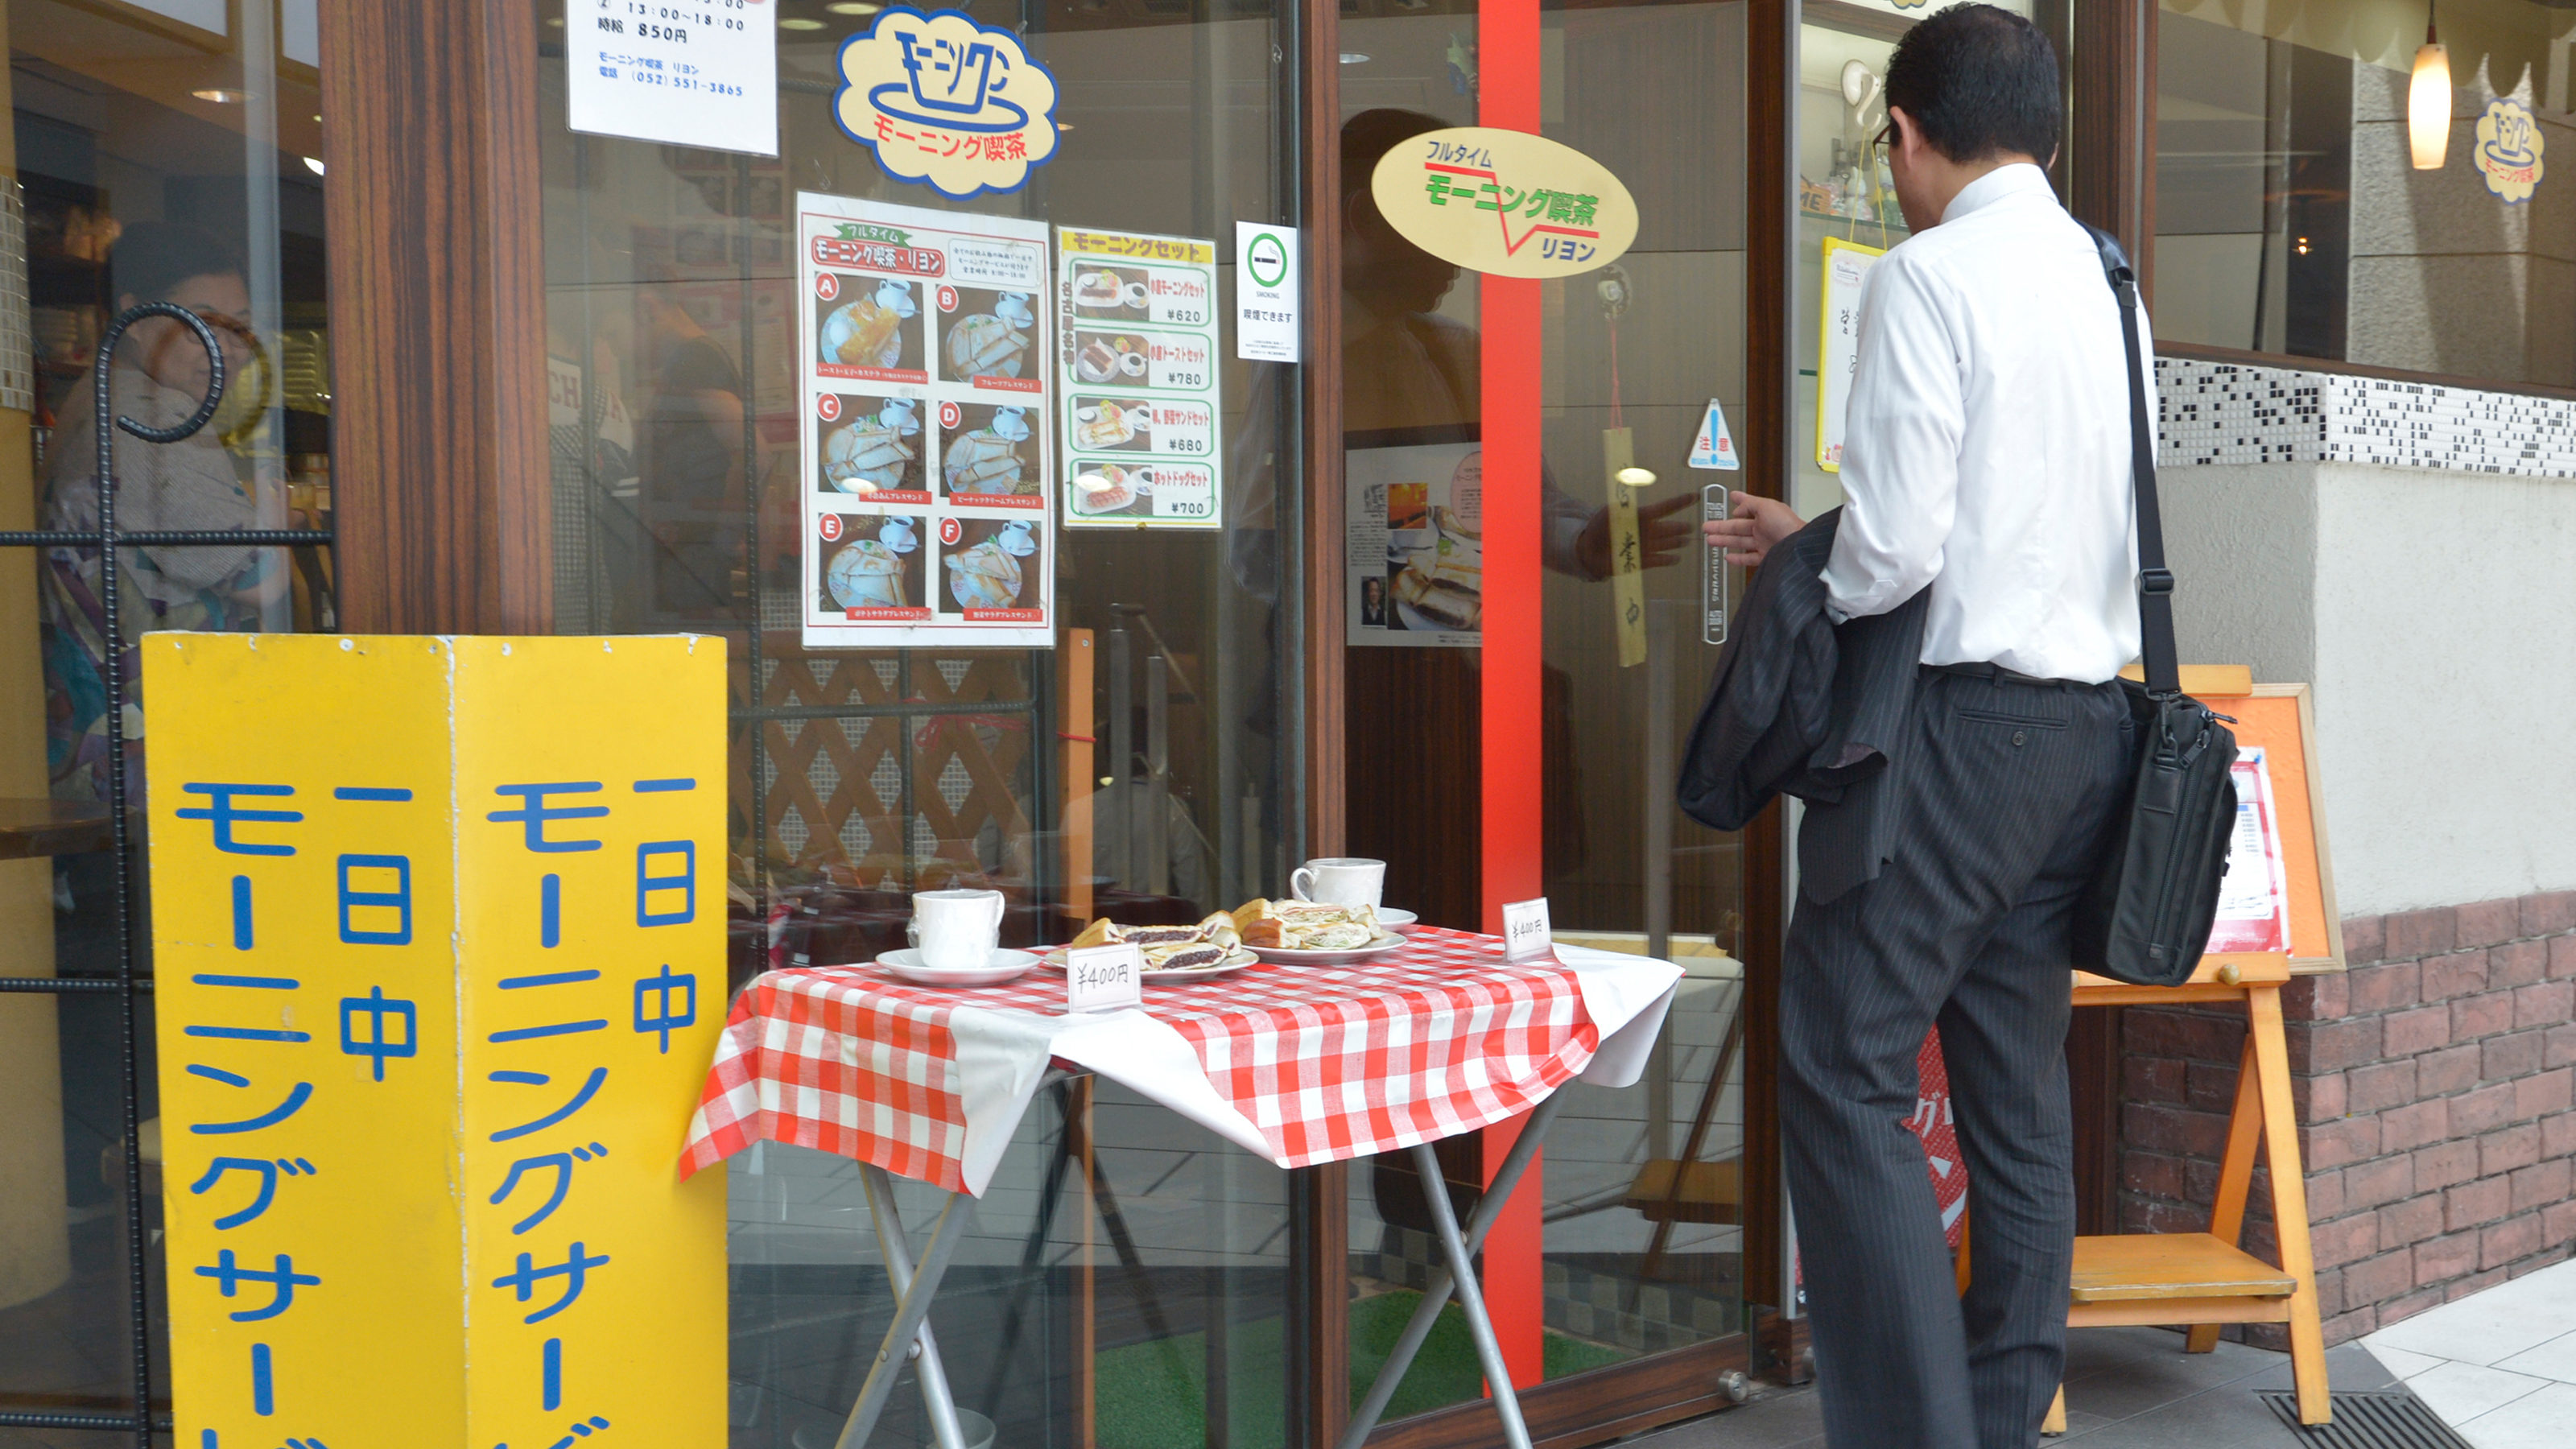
[1065,943,1144,1013]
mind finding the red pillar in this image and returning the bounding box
[1478,0,1546,1394]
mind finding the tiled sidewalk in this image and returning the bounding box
[2361,1255,2576,1448]
[1629,1326,2409,1448]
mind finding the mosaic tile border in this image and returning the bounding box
[2157,357,2576,479]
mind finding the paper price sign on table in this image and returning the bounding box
[1064,943,1144,1013]
[1501,898,1554,962]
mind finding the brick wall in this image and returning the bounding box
[2118,890,2576,1347]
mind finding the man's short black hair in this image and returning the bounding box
[1883,4,2061,164]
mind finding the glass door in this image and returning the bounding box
[1537,0,1754,1383]
[1338,0,1760,1426]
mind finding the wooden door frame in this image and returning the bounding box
[322,0,552,635]
[1294,0,1351,1439]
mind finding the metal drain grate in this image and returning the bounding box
[2257,1390,2476,1447]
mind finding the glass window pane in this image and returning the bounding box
[6,0,329,1423]
[1536,0,1750,1381]
[1335,0,1754,1415]
[537,3,1302,1443]
[2153,0,2575,386]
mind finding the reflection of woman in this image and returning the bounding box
[40,223,277,803]
[1360,575,1388,625]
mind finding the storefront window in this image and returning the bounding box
[2154,0,2575,386]
[537,1,1303,1443]
[3,0,330,1427]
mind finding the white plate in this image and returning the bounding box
[875,947,1039,987]
[1376,908,1419,933]
[1039,944,1260,983]
[1247,933,1409,966]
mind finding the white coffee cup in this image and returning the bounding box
[914,889,1006,971]
[1290,857,1385,908]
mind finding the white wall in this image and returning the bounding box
[2160,460,2576,916]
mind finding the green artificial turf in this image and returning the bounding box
[1090,1290,1636,1449]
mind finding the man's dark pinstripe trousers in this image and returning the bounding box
[1781,669,2136,1449]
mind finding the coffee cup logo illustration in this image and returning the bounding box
[834,6,1060,199]
[2475,98,2543,204]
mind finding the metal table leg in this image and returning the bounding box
[857,1163,971,1449]
[1339,1088,1572,1449]
[836,1178,977,1449]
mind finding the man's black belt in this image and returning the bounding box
[1925,660,2097,690]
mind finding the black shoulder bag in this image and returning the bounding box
[2070,227,2242,988]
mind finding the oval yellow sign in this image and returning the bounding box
[1369,127,1640,279]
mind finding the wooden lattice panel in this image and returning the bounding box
[730,635,1036,889]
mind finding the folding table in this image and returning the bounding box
[679,927,1682,1449]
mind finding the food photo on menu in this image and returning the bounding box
[941,403,1037,499]
[816,276,923,378]
[1070,263,1151,322]
[1389,502,1483,633]
[942,517,1042,616]
[818,394,926,496]
[940,288,1038,386]
[820,514,929,617]
[1068,394,1153,453]
[1070,328,1152,390]
[1068,461,1154,520]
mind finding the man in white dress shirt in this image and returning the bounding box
[1708,6,2145,1445]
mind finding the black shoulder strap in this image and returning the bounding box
[2083,224,2179,698]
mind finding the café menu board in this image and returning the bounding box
[798,192,1055,648]
[1056,228,1224,530]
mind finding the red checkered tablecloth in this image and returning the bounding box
[679,926,1629,1194]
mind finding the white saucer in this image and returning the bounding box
[1376,908,1419,933]
[876,947,1039,987]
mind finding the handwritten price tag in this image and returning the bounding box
[1065,943,1143,1013]
[1501,897,1553,963]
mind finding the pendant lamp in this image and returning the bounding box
[2410,5,2452,170]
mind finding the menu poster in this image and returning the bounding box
[2207,746,2294,956]
[1057,228,1223,530]
[799,193,1054,648]
[1346,442,1481,649]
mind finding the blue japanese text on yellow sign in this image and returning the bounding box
[145,634,727,1448]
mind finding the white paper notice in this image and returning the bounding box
[1059,228,1224,530]
[1235,223,1301,362]
[1814,237,1882,473]
[566,0,778,157]
[799,193,1055,649]
[1065,943,1144,1013]
[2207,747,2293,955]
[1501,897,1553,963]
